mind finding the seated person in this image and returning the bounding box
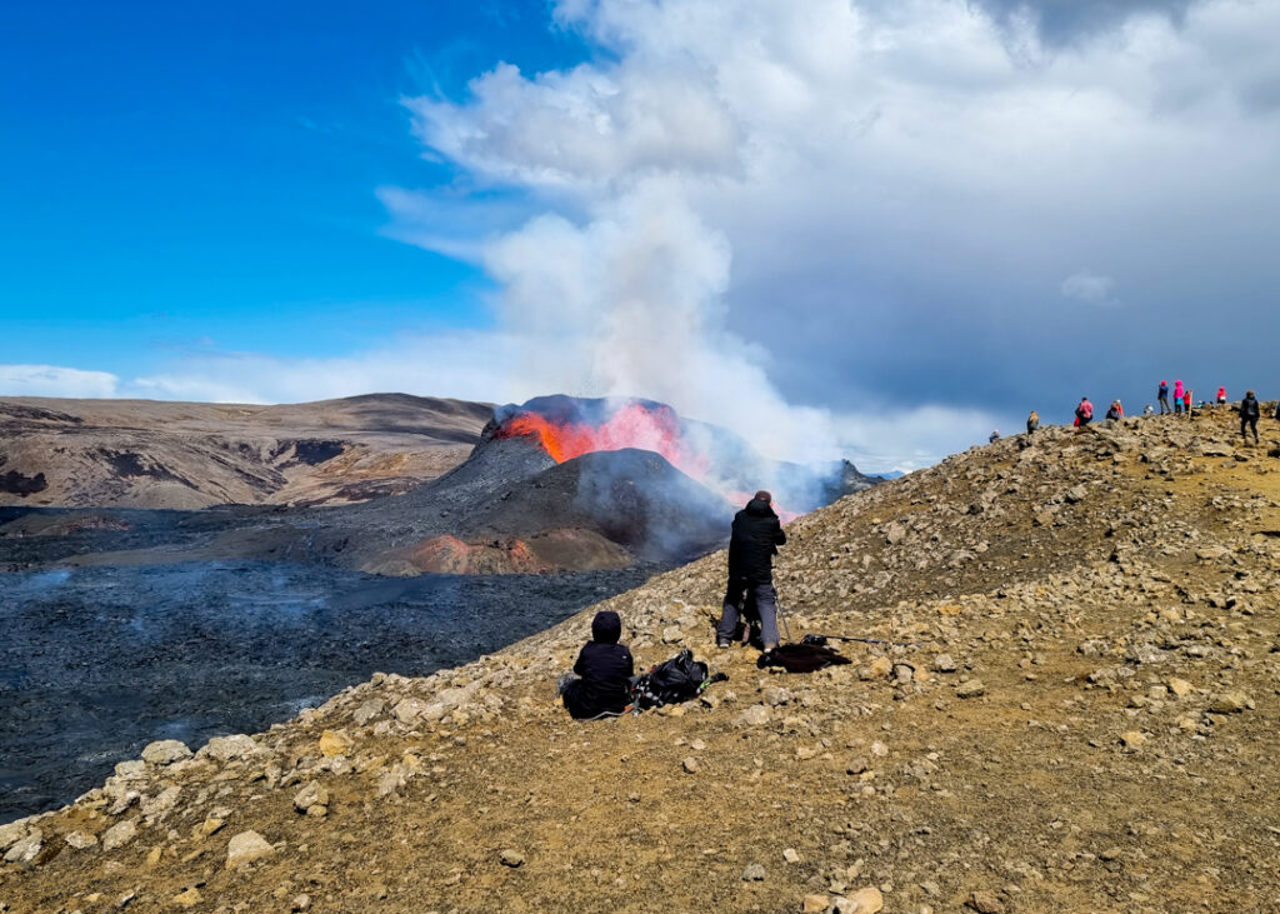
[559,610,634,719]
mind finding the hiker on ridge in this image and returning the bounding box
[1106,400,1124,421]
[559,610,634,720]
[1075,396,1093,429]
[1173,380,1184,415]
[1026,410,1040,434]
[1158,380,1170,415]
[1217,386,1227,406]
[1239,390,1261,444]
[716,490,786,651]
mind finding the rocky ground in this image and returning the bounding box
[2,407,1279,913]
[0,394,491,509]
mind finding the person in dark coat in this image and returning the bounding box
[716,490,786,650]
[560,610,634,720]
[1239,390,1261,444]
[1158,380,1170,415]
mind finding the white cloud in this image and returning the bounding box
[387,0,1280,462]
[1061,271,1117,305]
[0,365,120,399]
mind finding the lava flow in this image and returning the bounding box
[494,399,710,480]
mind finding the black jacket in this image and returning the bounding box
[727,498,786,584]
[1240,394,1261,420]
[564,611,634,719]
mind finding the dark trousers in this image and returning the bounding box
[1242,416,1259,441]
[717,579,780,648]
[1158,395,1170,414]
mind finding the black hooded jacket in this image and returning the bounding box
[1240,394,1261,420]
[564,611,634,719]
[727,498,786,584]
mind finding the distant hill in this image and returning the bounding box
[0,394,492,509]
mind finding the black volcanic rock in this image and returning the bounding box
[465,448,733,562]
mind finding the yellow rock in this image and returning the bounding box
[1167,678,1194,698]
[319,729,353,758]
[849,886,884,912]
[1120,730,1147,749]
[145,845,164,867]
[173,888,203,908]
[869,656,892,678]
[802,894,829,913]
[196,817,225,839]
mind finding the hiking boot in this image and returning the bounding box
[716,639,732,649]
[762,642,779,652]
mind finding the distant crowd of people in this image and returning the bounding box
[1002,381,1276,446]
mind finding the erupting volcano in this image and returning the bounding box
[485,395,879,519]
[493,398,708,479]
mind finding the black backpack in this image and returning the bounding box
[629,650,724,710]
[757,642,852,673]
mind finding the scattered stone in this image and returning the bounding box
[846,886,884,912]
[955,680,986,699]
[201,734,260,762]
[682,757,700,774]
[352,699,385,726]
[735,705,771,728]
[764,686,793,707]
[226,830,276,868]
[393,698,429,725]
[869,656,893,679]
[802,894,829,913]
[0,821,27,852]
[967,890,1005,913]
[499,848,525,868]
[846,757,870,776]
[742,863,767,881]
[662,625,684,644]
[65,831,98,850]
[1208,691,1252,713]
[101,820,138,851]
[293,781,331,816]
[140,740,192,766]
[1120,731,1148,749]
[319,729,353,757]
[783,847,802,864]
[3,829,42,864]
[291,895,312,912]
[196,817,226,839]
[1167,678,1194,698]
[932,654,957,673]
[172,888,203,908]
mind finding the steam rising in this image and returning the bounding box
[478,181,841,464]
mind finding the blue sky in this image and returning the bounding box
[2,0,1278,470]
[0,1,584,373]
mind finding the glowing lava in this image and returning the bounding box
[495,400,710,480]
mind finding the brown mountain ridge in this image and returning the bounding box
[0,394,492,509]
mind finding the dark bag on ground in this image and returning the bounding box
[757,642,852,673]
[629,649,725,710]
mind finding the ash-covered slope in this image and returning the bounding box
[0,394,491,509]
[343,441,734,574]
[6,408,1279,913]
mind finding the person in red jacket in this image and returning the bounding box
[1075,396,1094,429]
[1217,386,1227,405]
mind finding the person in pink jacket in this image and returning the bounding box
[1173,380,1184,415]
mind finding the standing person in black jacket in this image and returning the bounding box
[716,490,787,650]
[1239,390,1261,444]
[559,610,634,719]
